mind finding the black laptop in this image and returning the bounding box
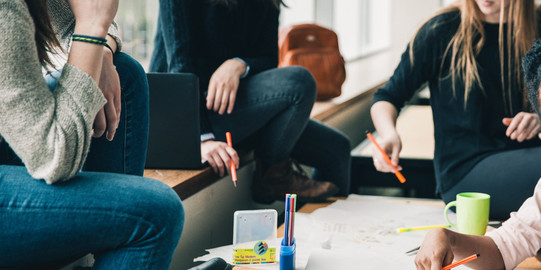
[145,73,202,170]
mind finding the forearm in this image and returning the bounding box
[68,24,109,83]
[446,229,504,270]
[371,101,399,136]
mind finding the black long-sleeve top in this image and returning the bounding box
[372,11,541,195]
[149,0,279,135]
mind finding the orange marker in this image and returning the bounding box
[226,132,238,187]
[442,254,479,270]
[366,132,406,183]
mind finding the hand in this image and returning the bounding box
[503,112,541,142]
[93,49,121,140]
[415,228,455,270]
[68,0,119,36]
[371,132,403,173]
[201,140,240,177]
[206,59,247,115]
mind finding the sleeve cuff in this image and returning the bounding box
[233,57,250,79]
[201,133,215,142]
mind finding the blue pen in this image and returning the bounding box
[284,194,291,246]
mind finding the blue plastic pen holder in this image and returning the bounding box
[280,237,296,270]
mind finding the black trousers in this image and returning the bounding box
[442,146,541,220]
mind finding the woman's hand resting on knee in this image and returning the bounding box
[206,59,247,115]
[201,140,240,177]
[503,112,541,142]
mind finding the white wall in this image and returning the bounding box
[390,0,443,53]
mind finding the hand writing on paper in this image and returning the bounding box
[206,59,247,115]
[415,228,454,270]
[502,112,541,142]
[201,140,240,176]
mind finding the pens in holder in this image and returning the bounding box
[283,194,297,246]
[442,254,479,270]
[281,194,297,270]
[225,132,237,187]
[366,132,406,183]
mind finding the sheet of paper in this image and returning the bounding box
[195,195,461,270]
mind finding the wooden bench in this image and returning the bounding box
[351,105,437,198]
[143,49,399,201]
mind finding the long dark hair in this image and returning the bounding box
[208,0,285,9]
[24,0,61,66]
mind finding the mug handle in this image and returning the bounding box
[444,200,458,229]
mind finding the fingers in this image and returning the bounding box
[390,144,402,171]
[113,72,121,127]
[218,87,229,115]
[227,90,237,114]
[442,252,454,269]
[372,147,397,173]
[103,100,118,141]
[201,141,239,176]
[505,113,523,137]
[225,146,240,169]
[213,84,225,113]
[206,152,224,176]
[506,113,541,142]
[516,119,535,142]
[206,80,216,110]
[93,109,106,138]
[502,117,512,126]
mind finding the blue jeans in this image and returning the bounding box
[45,52,150,176]
[208,66,351,195]
[0,165,184,269]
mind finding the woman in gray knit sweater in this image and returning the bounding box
[0,1,183,269]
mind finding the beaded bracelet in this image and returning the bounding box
[72,34,107,46]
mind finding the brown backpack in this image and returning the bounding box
[278,24,346,101]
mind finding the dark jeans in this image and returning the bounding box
[209,66,351,195]
[44,52,149,176]
[442,146,541,220]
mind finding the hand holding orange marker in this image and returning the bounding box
[366,132,406,183]
[442,254,479,270]
[226,132,238,187]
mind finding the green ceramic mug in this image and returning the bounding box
[444,192,491,235]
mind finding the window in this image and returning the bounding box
[280,0,392,61]
[333,0,391,61]
[115,0,158,69]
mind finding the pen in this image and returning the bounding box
[366,132,406,183]
[225,132,237,187]
[397,224,451,232]
[442,254,479,270]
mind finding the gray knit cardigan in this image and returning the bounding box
[0,0,107,184]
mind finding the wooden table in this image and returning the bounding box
[279,197,541,269]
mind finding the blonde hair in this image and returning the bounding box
[410,0,538,113]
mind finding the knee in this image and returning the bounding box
[279,66,317,102]
[136,179,185,237]
[114,52,149,96]
[334,131,351,156]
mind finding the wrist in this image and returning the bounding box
[229,58,248,77]
[74,24,108,39]
[442,228,457,249]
